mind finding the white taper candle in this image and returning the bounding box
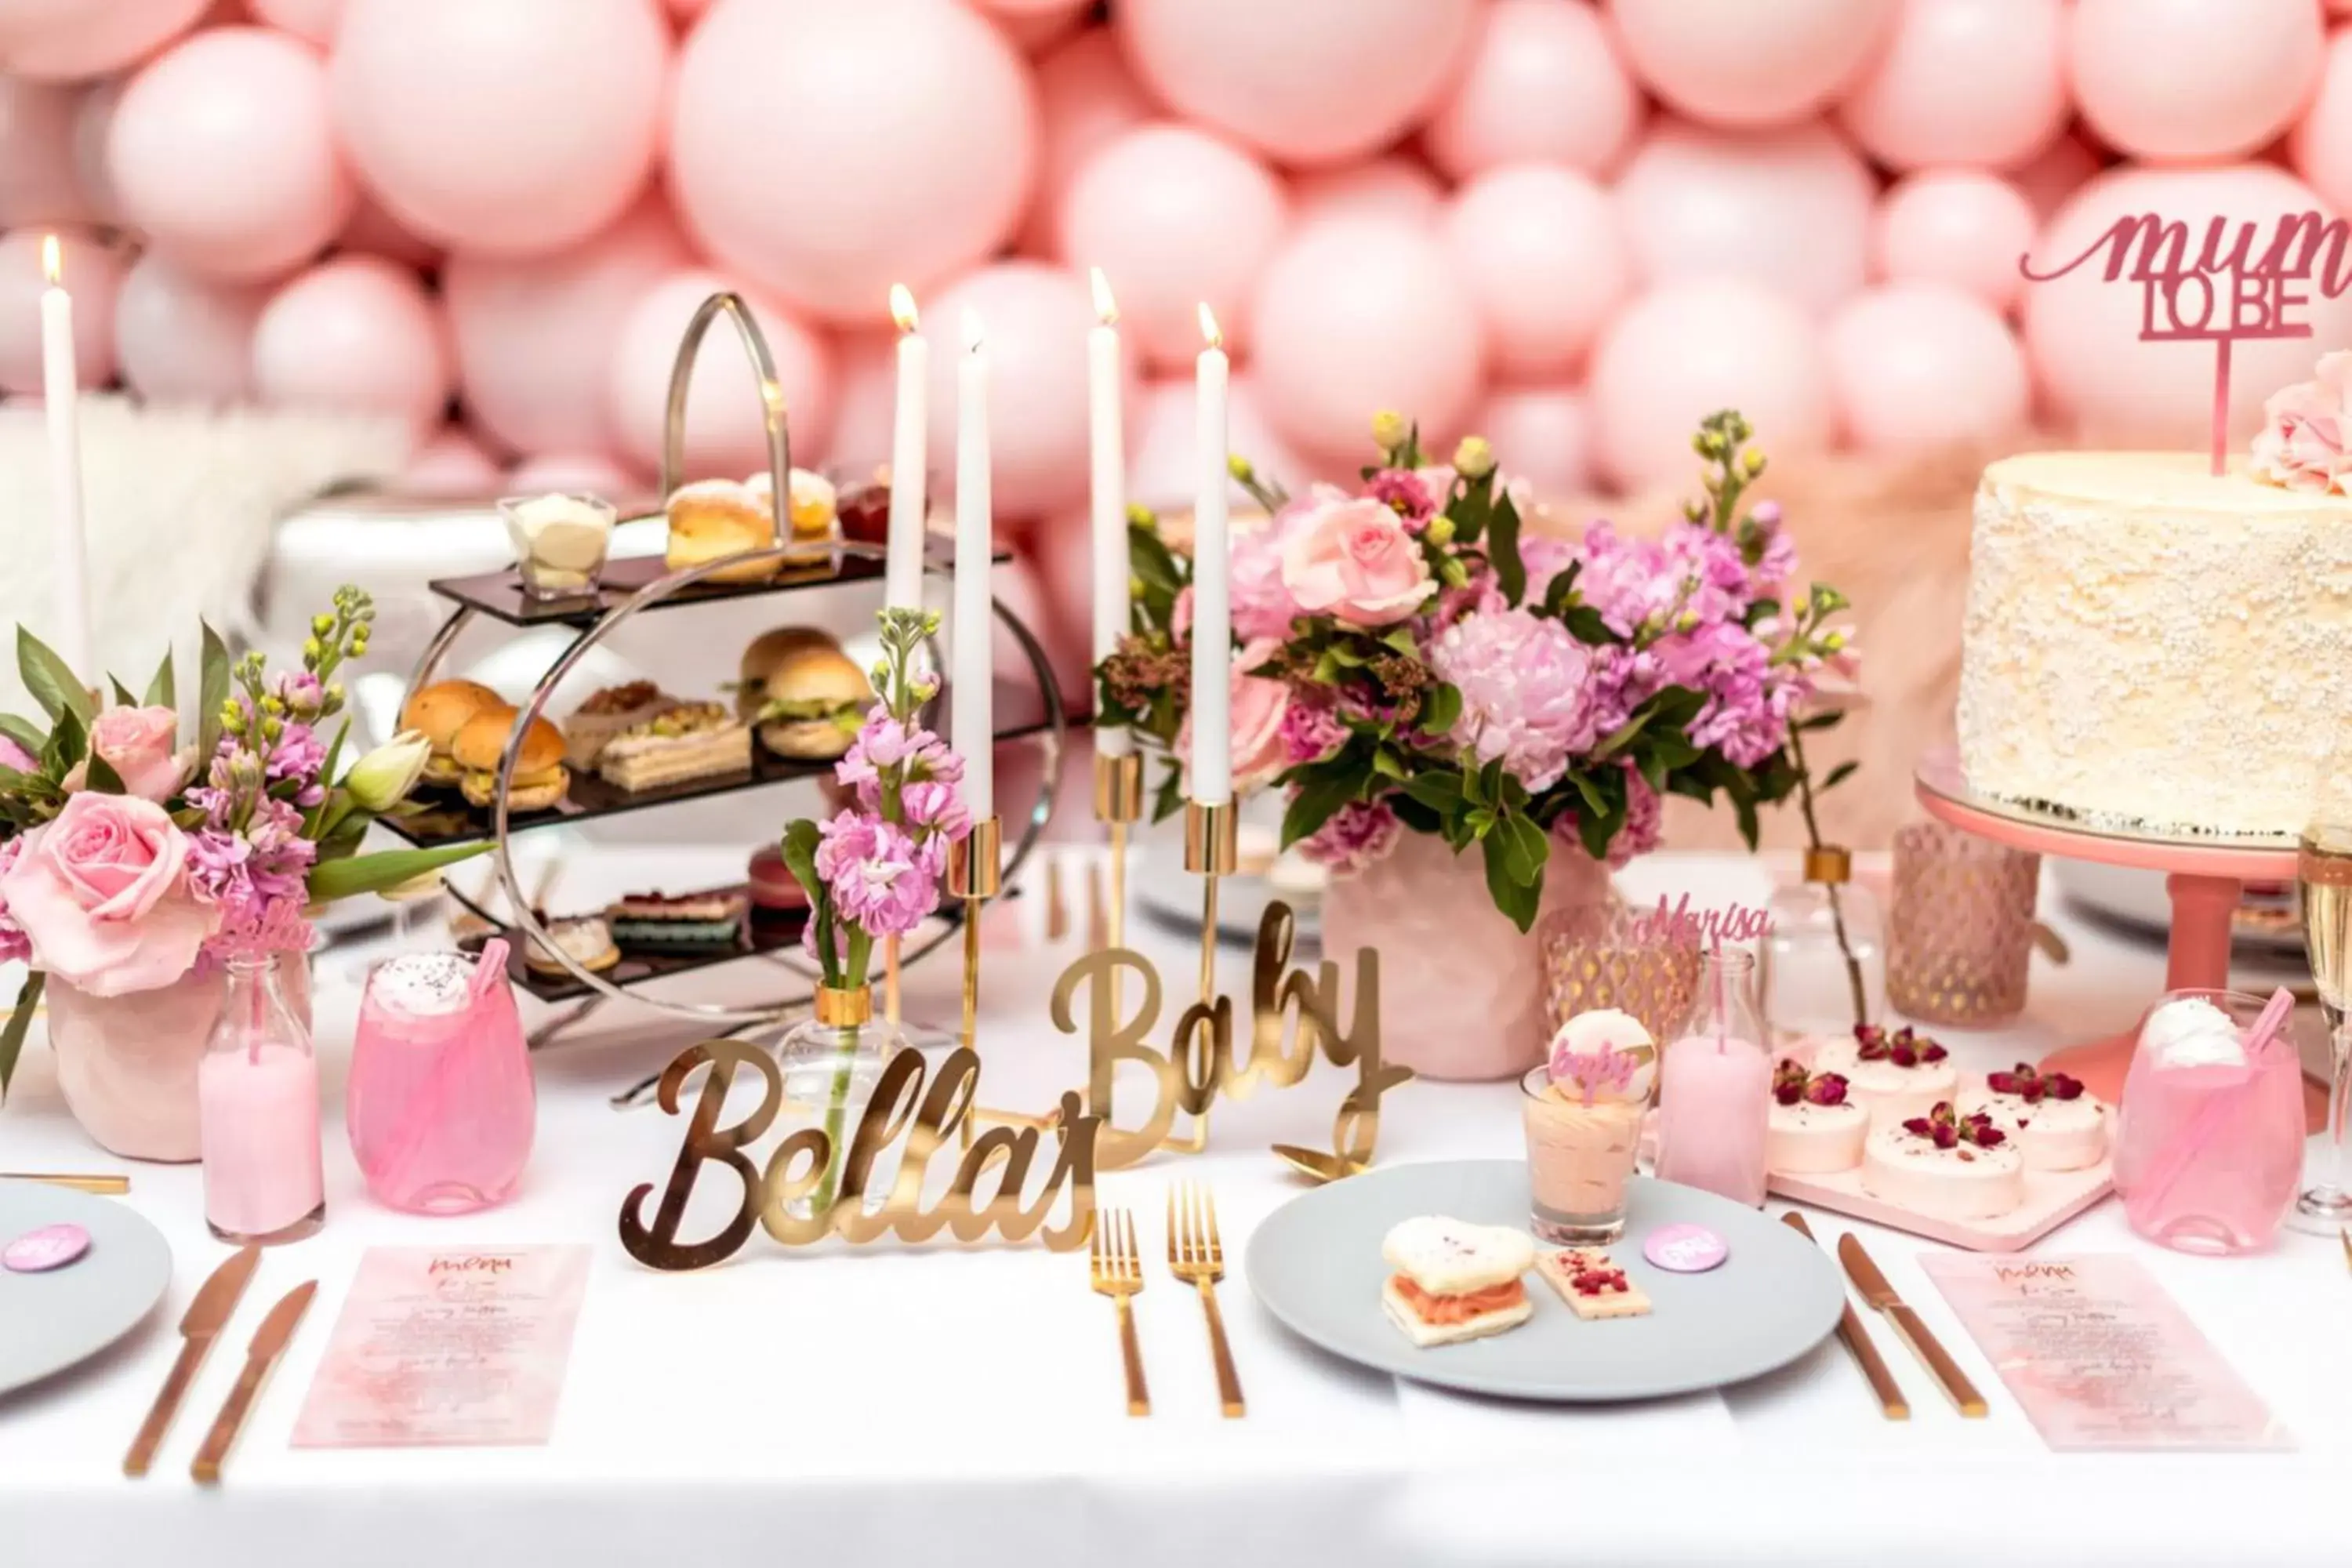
[953,310,995,829]
[1087,267,1131,758]
[39,234,91,676]
[1189,303,1232,804]
[884,283,927,612]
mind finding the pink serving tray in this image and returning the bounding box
[1767,1157,2114,1253]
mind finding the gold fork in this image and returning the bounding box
[1169,1183,1246,1417]
[1089,1207,1149,1417]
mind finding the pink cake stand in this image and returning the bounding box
[1914,752,2322,1125]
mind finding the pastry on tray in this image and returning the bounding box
[401,678,507,789]
[1813,1024,1956,1131]
[563,681,670,770]
[1860,1102,2024,1221]
[608,890,748,949]
[1970,1064,2107,1172]
[746,844,812,915]
[523,914,620,977]
[1379,1216,1535,1348]
[736,628,872,760]
[1534,1249,1653,1320]
[744,466,838,542]
[595,701,752,793]
[665,478,777,585]
[453,710,568,812]
[1766,1059,1867,1174]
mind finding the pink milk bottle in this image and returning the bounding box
[1656,948,1773,1206]
[347,944,535,1214]
[2114,988,2305,1254]
[199,952,326,1244]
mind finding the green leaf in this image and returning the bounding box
[1567,769,1606,818]
[1541,562,1583,620]
[1592,710,1653,761]
[1127,519,1186,604]
[107,676,137,710]
[1370,748,1405,782]
[1561,606,1612,645]
[1480,832,1542,934]
[1281,763,1363,851]
[297,841,494,904]
[1820,760,1860,793]
[197,622,231,762]
[41,708,85,779]
[83,750,125,795]
[321,717,350,791]
[0,713,45,757]
[1400,770,1463,815]
[16,626,93,725]
[1420,681,1461,736]
[0,972,43,1102]
[143,648,176,712]
[1487,491,1525,606]
[1151,763,1187,824]
[1495,810,1549,888]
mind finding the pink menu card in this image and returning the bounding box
[293,1245,590,1449]
[1921,1253,2291,1451]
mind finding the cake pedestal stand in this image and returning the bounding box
[1915,753,2324,1127]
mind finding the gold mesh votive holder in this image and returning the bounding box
[1887,821,2041,1026]
[1539,900,1702,1049]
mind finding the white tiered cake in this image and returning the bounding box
[1957,452,2352,837]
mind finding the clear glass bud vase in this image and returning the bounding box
[198,953,326,1245]
[777,983,899,1221]
[1760,846,1886,1046]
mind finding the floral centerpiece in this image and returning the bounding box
[0,589,487,1152]
[1097,410,1858,1079]
[776,606,971,1210]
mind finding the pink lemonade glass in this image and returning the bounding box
[2113,989,2305,1254]
[348,946,535,1214]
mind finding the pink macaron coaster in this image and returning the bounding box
[1642,1222,1727,1273]
[3,1222,91,1273]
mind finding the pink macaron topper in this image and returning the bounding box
[1547,1008,1659,1105]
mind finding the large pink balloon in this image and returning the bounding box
[2071,0,2324,164]
[0,75,96,226]
[1123,372,1316,512]
[1423,0,1642,180]
[0,229,122,394]
[1606,0,1893,129]
[249,0,345,44]
[1250,216,1486,463]
[924,263,1131,519]
[605,269,835,479]
[2290,30,2352,219]
[111,28,355,282]
[1615,119,1876,316]
[0,0,206,82]
[2024,164,2352,445]
[445,194,692,457]
[396,423,504,498]
[818,328,898,477]
[508,452,647,497]
[1873,171,2037,315]
[1589,277,1832,493]
[251,255,451,436]
[2011,131,2105,221]
[114,252,268,401]
[1018,27,1156,256]
[1838,0,2066,172]
[1827,285,2029,456]
[67,78,123,224]
[1467,386,1592,505]
[670,0,1036,325]
[332,0,668,256]
[1290,156,1446,228]
[1443,165,1629,380]
[1116,0,1479,168]
[1054,123,1289,372]
[336,192,440,269]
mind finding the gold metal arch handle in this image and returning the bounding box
[659,289,793,513]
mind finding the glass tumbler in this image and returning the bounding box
[1887,822,2044,1026]
[499,492,615,601]
[1540,901,1701,1048]
[348,945,536,1214]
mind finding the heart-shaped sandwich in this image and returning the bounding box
[1380,1216,1537,1348]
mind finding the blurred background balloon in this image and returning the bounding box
[1290,156,1446,227]
[396,423,505,498]
[604,268,834,479]
[1443,164,1629,381]
[1422,0,1643,180]
[1873,170,2037,314]
[2071,0,2325,165]
[2290,27,2352,217]
[0,228,123,394]
[250,253,451,437]
[0,0,209,81]
[114,252,268,401]
[0,74,97,226]
[249,0,344,45]
[508,452,645,496]
[1122,372,1312,512]
[1827,284,2029,455]
[1606,0,1893,129]
[1838,0,2067,172]
[1019,26,1156,254]
[1465,384,1592,506]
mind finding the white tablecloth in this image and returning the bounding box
[2,849,2347,1568]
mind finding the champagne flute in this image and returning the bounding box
[2294,740,2352,1226]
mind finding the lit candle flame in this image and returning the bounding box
[963,310,985,354]
[41,234,60,288]
[1090,267,1118,326]
[889,282,918,334]
[1197,303,1222,350]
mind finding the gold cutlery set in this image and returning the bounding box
[1089,1183,1246,1418]
[125,1245,318,1483]
[1781,1211,1984,1421]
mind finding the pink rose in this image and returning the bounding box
[1280,496,1435,628]
[1177,638,1293,795]
[75,706,190,802]
[2251,351,2352,494]
[0,791,220,996]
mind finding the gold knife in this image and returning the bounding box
[191,1279,318,1485]
[1781,1213,1907,1420]
[124,1244,262,1477]
[1836,1233,1986,1417]
[2,1171,129,1194]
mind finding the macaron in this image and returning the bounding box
[747,844,812,914]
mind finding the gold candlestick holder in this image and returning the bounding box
[1094,749,1143,954]
[1171,797,1239,1154]
[948,815,1003,1148]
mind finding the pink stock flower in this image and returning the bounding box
[1575,521,1680,637]
[901,779,971,840]
[1426,608,1604,793]
[0,792,220,996]
[0,735,38,777]
[1176,638,1293,794]
[815,811,942,938]
[1281,496,1434,628]
[1298,800,1402,877]
[2252,352,2352,494]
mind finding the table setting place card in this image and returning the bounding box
[1920,1254,2291,1452]
[292,1246,591,1450]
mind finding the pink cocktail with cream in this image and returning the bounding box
[348,947,535,1215]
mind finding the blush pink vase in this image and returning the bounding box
[45,953,314,1162]
[1319,830,1617,1081]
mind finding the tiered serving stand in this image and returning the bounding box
[384,294,1069,1058]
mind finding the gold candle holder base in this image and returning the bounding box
[949,816,1004,1147]
[1095,750,1142,960]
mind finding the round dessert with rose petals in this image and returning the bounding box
[1814,1025,1957,1131]
[1859,1104,2025,1221]
[1969,1064,2107,1172]
[1765,1058,1868,1173]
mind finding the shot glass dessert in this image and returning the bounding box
[1522,1008,1657,1244]
[501,492,616,601]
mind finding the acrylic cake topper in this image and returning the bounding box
[2021,209,2352,474]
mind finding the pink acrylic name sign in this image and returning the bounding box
[3,1223,90,1273]
[2020,210,2352,474]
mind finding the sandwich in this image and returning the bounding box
[563,680,670,770]
[452,709,569,812]
[665,478,777,585]
[595,701,752,793]
[1379,1216,1537,1348]
[400,679,506,788]
[737,628,872,760]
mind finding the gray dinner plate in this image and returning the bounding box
[0,1184,173,1397]
[1245,1160,1846,1402]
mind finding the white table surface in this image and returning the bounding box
[2,847,2347,1568]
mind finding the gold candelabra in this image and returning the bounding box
[947,815,1003,1147]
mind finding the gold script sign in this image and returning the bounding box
[620,1042,1099,1270]
[1051,902,1410,1171]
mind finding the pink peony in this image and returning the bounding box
[0,735,35,776]
[1426,607,1605,793]
[71,706,191,803]
[1279,695,1348,768]
[1298,800,1402,877]
[0,792,219,996]
[1178,638,1293,794]
[1281,495,1434,628]
[2251,352,2352,494]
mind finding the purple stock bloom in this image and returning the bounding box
[815,811,942,938]
[265,721,326,789]
[901,779,971,840]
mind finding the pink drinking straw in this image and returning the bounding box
[2140,985,2295,1211]
[1711,935,1726,1055]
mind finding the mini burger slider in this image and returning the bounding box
[453,707,570,812]
[400,679,506,788]
[1380,1216,1536,1348]
[738,628,873,760]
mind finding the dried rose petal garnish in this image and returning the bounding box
[1985,1062,2087,1104]
[1805,1071,1850,1108]
[1858,1024,1947,1068]
[1899,1100,2005,1150]
[1773,1059,1853,1109]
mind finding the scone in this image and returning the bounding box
[744,466,838,542]
[665,478,776,584]
[1379,1216,1536,1348]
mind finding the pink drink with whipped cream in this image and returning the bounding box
[348,950,535,1214]
[2114,990,2302,1254]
